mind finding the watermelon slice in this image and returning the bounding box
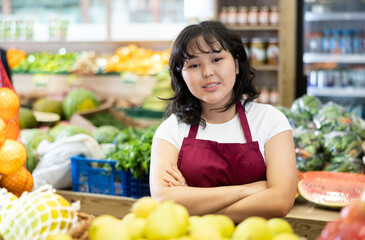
[298,171,365,208]
[296,170,304,198]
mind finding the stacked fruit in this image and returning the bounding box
[0,87,33,197]
[316,190,365,240]
[80,197,301,240]
[0,184,79,240]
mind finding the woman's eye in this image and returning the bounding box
[212,58,223,63]
[189,64,199,68]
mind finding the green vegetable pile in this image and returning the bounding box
[276,94,365,173]
[105,125,158,178]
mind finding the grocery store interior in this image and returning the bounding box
[0,0,365,240]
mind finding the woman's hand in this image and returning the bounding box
[163,166,188,187]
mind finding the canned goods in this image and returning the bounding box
[250,38,266,65]
[248,6,259,25]
[258,6,269,25]
[237,6,248,25]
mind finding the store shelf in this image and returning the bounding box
[307,86,365,98]
[305,12,365,21]
[253,65,279,71]
[227,25,280,31]
[303,53,365,64]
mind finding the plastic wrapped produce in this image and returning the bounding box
[324,131,363,158]
[324,154,364,173]
[293,127,323,156]
[296,153,326,172]
[275,105,295,128]
[350,113,365,140]
[291,95,321,119]
[313,102,352,133]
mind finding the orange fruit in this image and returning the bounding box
[4,118,20,141]
[0,166,33,197]
[0,139,27,175]
[0,88,20,121]
[0,117,5,145]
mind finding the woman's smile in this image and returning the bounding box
[203,82,221,91]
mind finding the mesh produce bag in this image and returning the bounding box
[0,184,80,240]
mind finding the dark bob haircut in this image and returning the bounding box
[165,20,259,126]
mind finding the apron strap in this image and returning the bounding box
[236,101,253,143]
[188,123,199,138]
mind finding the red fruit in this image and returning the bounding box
[341,200,365,223]
[316,221,343,240]
[336,220,365,240]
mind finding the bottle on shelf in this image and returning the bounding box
[308,32,322,53]
[340,29,352,54]
[352,29,362,54]
[321,28,331,54]
[269,87,279,105]
[330,29,341,54]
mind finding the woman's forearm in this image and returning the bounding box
[213,186,296,223]
[153,181,267,216]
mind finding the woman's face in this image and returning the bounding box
[181,38,238,107]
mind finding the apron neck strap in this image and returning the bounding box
[236,101,253,142]
[187,101,253,142]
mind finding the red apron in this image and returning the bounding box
[177,101,266,187]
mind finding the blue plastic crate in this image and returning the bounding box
[70,155,150,198]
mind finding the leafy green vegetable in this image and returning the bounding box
[106,125,158,178]
[324,131,363,158]
[324,155,364,173]
[313,102,351,133]
[296,153,326,172]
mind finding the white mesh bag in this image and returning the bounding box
[0,184,80,240]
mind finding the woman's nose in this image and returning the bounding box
[202,65,214,78]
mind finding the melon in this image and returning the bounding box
[92,125,121,144]
[19,108,38,129]
[48,123,69,139]
[33,98,63,117]
[298,171,365,208]
[24,144,38,173]
[55,125,92,141]
[62,88,100,119]
[21,129,54,150]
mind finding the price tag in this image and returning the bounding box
[67,74,84,86]
[32,74,49,89]
[120,72,138,85]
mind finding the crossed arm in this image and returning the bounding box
[149,130,297,223]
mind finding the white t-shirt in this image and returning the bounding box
[153,102,292,162]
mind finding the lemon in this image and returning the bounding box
[232,216,272,240]
[131,196,159,218]
[272,232,300,240]
[267,218,293,236]
[122,213,146,239]
[215,215,235,238]
[89,215,130,240]
[190,225,223,240]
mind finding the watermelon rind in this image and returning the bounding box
[298,171,365,208]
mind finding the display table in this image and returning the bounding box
[58,190,340,240]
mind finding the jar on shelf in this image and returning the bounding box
[258,6,269,25]
[250,38,266,65]
[226,6,237,25]
[269,6,280,25]
[237,6,248,25]
[266,38,279,65]
[258,87,270,104]
[247,6,259,25]
[219,7,228,24]
[269,87,279,105]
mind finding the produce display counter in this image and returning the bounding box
[58,190,340,240]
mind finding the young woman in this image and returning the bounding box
[149,20,297,223]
